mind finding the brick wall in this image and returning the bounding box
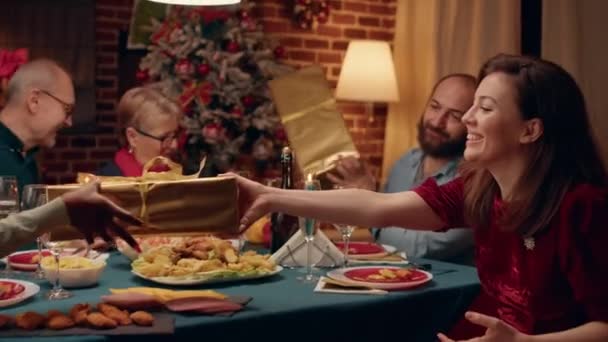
[40,0,397,183]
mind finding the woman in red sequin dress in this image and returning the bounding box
[234,54,608,341]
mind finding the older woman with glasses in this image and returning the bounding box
[98,87,182,177]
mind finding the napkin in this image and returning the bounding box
[314,276,387,295]
[271,230,345,268]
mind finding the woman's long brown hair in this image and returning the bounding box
[462,54,607,237]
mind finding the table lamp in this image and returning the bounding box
[335,40,400,122]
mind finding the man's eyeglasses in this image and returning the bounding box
[38,89,75,116]
[133,127,179,146]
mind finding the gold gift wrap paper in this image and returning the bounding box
[269,65,358,177]
[45,176,239,240]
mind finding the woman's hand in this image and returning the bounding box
[220,173,275,232]
[61,181,142,252]
[438,312,531,342]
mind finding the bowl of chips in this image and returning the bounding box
[40,255,106,288]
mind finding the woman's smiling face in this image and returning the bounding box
[461,72,534,165]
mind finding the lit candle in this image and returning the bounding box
[303,173,316,236]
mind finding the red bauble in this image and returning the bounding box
[231,106,244,117]
[197,62,211,77]
[238,9,249,19]
[241,95,255,108]
[275,127,287,141]
[317,10,329,23]
[174,59,193,79]
[136,69,149,83]
[226,41,240,53]
[273,46,287,59]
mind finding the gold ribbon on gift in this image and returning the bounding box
[77,156,202,222]
[269,65,359,178]
[46,156,239,240]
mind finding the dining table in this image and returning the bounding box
[0,249,480,342]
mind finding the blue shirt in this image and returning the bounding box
[375,148,474,264]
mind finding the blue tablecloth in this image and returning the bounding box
[0,253,480,342]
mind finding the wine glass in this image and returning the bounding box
[297,178,321,283]
[332,185,355,267]
[0,176,19,277]
[0,176,19,219]
[39,233,72,300]
[21,184,48,280]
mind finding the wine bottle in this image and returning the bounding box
[270,146,299,253]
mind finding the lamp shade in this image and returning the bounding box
[335,40,400,103]
[146,0,240,5]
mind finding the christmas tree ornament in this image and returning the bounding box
[273,45,287,59]
[174,59,194,79]
[241,95,255,108]
[252,137,274,161]
[136,69,150,83]
[274,127,287,141]
[226,40,240,53]
[202,122,224,143]
[293,0,330,30]
[231,106,244,117]
[197,62,211,77]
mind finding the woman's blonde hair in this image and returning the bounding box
[117,87,181,146]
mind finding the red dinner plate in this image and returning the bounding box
[327,266,433,290]
[334,241,385,255]
[0,280,25,300]
[7,250,51,271]
[344,267,429,283]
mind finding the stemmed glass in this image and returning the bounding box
[0,176,19,277]
[297,178,321,283]
[332,185,355,267]
[0,176,19,218]
[39,233,72,300]
[21,184,48,280]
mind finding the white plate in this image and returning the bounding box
[6,249,51,271]
[0,279,40,307]
[326,266,432,290]
[132,265,283,286]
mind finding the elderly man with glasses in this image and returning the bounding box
[0,58,74,191]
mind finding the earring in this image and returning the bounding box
[128,146,134,154]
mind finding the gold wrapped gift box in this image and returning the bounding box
[269,65,359,181]
[45,157,239,240]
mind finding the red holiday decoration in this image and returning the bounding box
[241,95,255,108]
[273,45,287,59]
[293,0,329,30]
[136,69,150,83]
[197,62,211,77]
[174,59,194,79]
[226,41,240,53]
[231,106,244,117]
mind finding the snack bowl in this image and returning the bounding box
[40,255,106,288]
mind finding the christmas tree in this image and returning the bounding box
[138,1,293,176]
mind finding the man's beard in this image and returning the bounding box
[417,119,466,158]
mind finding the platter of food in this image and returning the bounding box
[130,236,281,286]
[0,302,174,336]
